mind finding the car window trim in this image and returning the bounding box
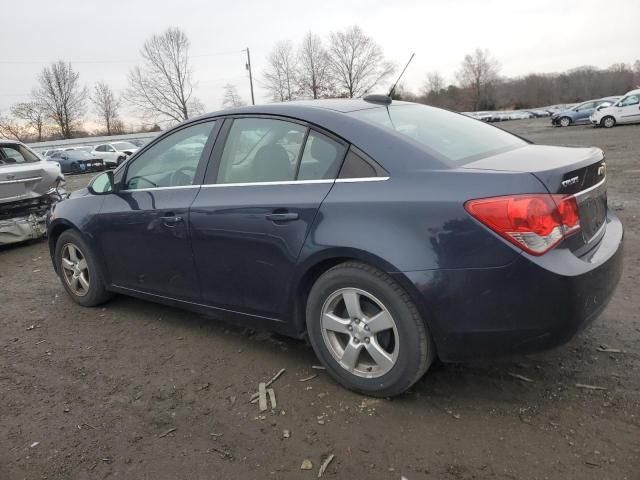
[119,118,221,192]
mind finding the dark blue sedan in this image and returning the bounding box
[47,98,623,396]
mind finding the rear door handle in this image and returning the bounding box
[160,215,184,226]
[266,212,299,222]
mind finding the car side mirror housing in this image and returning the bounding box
[88,170,115,195]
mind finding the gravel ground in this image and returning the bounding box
[1,118,639,480]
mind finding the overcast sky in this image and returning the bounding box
[1,0,638,125]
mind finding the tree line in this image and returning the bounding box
[1,25,639,143]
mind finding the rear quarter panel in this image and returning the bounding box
[303,170,547,273]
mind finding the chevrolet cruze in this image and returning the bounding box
[47,98,623,397]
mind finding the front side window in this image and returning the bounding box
[350,104,526,165]
[217,118,306,184]
[619,95,639,106]
[0,144,40,165]
[124,121,215,190]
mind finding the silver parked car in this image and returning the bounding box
[0,139,64,245]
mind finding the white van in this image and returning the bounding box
[590,88,640,128]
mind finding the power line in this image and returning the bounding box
[0,49,242,65]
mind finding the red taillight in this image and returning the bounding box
[465,194,580,255]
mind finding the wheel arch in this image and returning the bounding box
[290,248,417,336]
[48,220,108,285]
[48,219,76,272]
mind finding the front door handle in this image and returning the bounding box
[160,215,184,226]
[266,212,299,222]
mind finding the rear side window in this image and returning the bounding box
[0,144,40,166]
[350,104,526,165]
[297,131,346,180]
[217,118,306,184]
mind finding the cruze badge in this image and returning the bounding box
[597,162,606,176]
[561,176,580,188]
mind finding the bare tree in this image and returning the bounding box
[221,83,245,108]
[263,41,298,102]
[126,27,203,123]
[91,81,120,135]
[327,26,394,98]
[0,114,29,141]
[10,102,47,141]
[33,61,88,139]
[423,71,445,95]
[456,48,500,110]
[297,32,333,99]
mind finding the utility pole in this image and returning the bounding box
[244,48,255,105]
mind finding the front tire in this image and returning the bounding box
[306,262,434,397]
[55,230,112,307]
[601,116,616,128]
[559,116,571,127]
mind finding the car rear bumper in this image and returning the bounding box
[396,210,624,361]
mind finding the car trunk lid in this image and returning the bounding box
[463,144,607,253]
[0,162,59,204]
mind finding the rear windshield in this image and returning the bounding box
[0,143,40,166]
[349,104,526,164]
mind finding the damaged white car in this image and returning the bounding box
[0,139,65,246]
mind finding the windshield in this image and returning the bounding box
[113,142,137,150]
[0,143,41,166]
[350,104,526,164]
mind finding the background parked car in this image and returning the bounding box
[550,96,620,127]
[91,142,139,168]
[47,150,105,174]
[0,139,63,245]
[590,89,640,128]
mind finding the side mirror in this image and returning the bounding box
[88,170,115,195]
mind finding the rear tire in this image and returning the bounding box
[559,116,571,127]
[55,230,112,307]
[601,116,616,128]
[305,261,434,397]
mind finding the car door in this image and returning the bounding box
[91,120,219,300]
[616,94,640,124]
[574,102,595,123]
[189,117,347,320]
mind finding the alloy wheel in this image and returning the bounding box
[320,287,399,378]
[603,117,615,128]
[61,243,90,297]
[560,117,570,127]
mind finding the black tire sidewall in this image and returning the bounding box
[54,230,109,307]
[306,264,430,397]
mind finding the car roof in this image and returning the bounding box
[0,138,21,145]
[624,88,640,95]
[183,99,449,173]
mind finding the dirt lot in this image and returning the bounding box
[1,118,639,480]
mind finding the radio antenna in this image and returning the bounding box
[388,53,415,98]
